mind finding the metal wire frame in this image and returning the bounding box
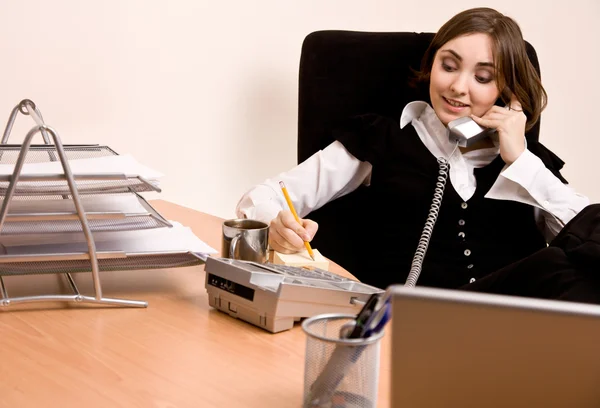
[0,100,149,308]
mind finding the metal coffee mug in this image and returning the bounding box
[222,219,269,263]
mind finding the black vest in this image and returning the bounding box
[333,114,547,290]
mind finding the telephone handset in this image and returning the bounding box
[447,93,511,147]
[448,116,497,147]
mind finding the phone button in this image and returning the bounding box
[467,264,474,269]
[461,202,468,209]
[469,277,476,283]
[458,219,466,226]
[458,232,466,239]
[464,249,471,256]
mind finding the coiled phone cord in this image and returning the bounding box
[404,142,459,288]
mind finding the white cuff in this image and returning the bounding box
[235,185,284,224]
[485,150,542,204]
[485,149,589,238]
[499,149,543,191]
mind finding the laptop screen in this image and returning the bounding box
[390,286,600,407]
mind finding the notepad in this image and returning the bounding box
[272,249,330,270]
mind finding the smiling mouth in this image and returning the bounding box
[443,97,469,108]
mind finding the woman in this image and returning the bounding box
[236,8,597,301]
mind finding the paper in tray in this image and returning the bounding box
[0,194,171,234]
[0,222,217,256]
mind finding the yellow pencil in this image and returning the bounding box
[279,181,316,261]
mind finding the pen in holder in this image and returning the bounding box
[301,313,384,408]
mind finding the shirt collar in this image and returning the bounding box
[400,101,429,129]
[400,100,501,155]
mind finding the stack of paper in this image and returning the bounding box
[0,151,218,267]
[0,154,164,194]
[1,194,169,234]
[0,154,164,179]
[0,222,217,258]
[6,194,153,214]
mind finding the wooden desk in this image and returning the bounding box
[0,200,390,408]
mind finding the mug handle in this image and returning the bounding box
[229,234,241,259]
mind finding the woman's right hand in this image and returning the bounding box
[269,210,319,254]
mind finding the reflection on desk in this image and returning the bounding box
[0,199,390,408]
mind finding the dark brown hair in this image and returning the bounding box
[415,7,547,131]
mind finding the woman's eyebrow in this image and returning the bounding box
[440,49,494,68]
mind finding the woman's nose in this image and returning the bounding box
[450,74,468,95]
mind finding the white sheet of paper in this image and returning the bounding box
[0,222,217,256]
[0,154,164,179]
[5,194,149,214]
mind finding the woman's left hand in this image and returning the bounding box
[470,95,527,165]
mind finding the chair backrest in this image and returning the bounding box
[297,30,541,282]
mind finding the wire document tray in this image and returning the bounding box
[0,178,160,196]
[204,257,384,333]
[0,251,205,276]
[0,144,160,196]
[0,99,211,309]
[0,194,170,234]
[0,144,118,163]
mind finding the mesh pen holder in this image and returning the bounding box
[302,313,384,408]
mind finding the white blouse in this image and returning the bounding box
[236,102,590,242]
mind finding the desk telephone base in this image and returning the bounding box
[204,257,383,333]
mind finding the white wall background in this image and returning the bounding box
[0,0,597,218]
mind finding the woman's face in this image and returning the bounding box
[429,33,500,126]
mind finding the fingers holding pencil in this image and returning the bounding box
[269,211,318,254]
[278,181,318,260]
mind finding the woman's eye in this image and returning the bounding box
[442,62,456,72]
[476,75,493,84]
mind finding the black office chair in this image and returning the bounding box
[296,31,544,283]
